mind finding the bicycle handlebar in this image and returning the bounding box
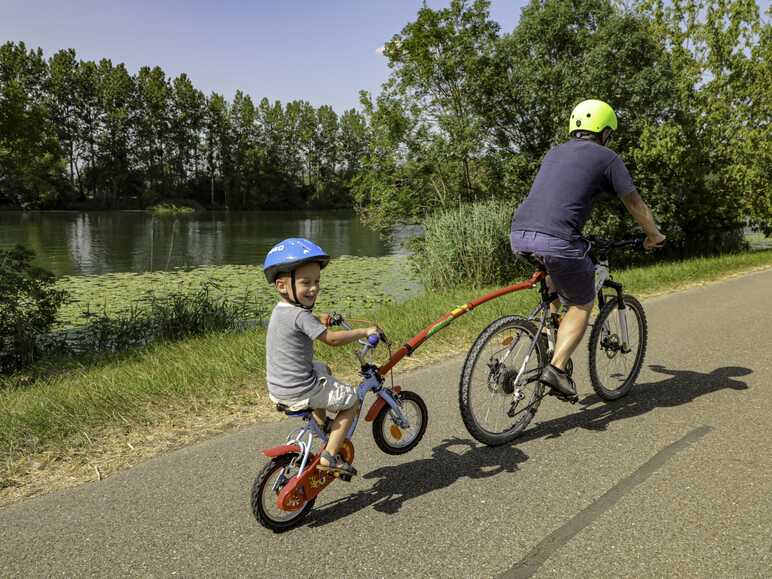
[327,312,387,363]
[587,237,649,259]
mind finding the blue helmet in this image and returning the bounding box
[263,238,330,284]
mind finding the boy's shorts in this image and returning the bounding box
[269,361,357,413]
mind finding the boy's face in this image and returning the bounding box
[275,261,321,308]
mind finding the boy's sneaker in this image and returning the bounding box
[540,364,577,398]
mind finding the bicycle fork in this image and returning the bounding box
[598,278,632,353]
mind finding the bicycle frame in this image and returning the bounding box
[263,359,410,511]
[489,256,635,406]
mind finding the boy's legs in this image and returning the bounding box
[306,362,360,472]
[321,404,359,464]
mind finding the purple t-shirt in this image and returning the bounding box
[511,139,636,241]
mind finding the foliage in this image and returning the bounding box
[0,246,68,373]
[0,43,65,208]
[69,282,262,354]
[53,256,418,329]
[353,0,501,232]
[0,42,368,210]
[411,198,528,288]
[356,0,770,253]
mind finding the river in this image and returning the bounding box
[0,210,418,277]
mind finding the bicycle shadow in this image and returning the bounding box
[517,365,751,443]
[306,436,527,527]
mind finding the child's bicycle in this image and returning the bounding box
[458,237,649,446]
[251,315,428,532]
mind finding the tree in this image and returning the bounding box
[96,60,135,206]
[47,48,81,198]
[636,0,771,243]
[353,0,500,229]
[169,73,206,194]
[205,92,230,207]
[229,90,259,208]
[0,42,64,208]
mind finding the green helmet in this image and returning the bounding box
[568,99,618,136]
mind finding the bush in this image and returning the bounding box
[410,198,529,289]
[0,246,68,374]
[71,282,263,354]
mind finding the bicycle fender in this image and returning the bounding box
[365,386,401,422]
[262,443,302,458]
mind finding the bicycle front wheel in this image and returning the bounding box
[588,295,648,400]
[459,316,546,446]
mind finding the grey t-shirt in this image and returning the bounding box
[511,138,636,241]
[265,302,327,400]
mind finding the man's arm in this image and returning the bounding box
[621,191,666,249]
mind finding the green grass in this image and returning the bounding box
[2,249,771,466]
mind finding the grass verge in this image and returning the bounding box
[2,249,771,504]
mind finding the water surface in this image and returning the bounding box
[0,210,415,276]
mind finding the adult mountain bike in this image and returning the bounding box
[458,238,649,446]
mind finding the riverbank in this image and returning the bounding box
[2,250,772,506]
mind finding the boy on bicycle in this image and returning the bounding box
[262,238,379,479]
[510,99,665,399]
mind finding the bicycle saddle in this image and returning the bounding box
[275,403,312,417]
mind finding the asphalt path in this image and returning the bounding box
[2,269,771,578]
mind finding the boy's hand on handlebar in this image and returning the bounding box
[644,232,666,250]
[365,326,380,338]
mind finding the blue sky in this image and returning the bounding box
[1,0,527,113]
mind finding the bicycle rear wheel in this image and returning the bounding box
[251,453,315,533]
[588,295,647,400]
[459,316,546,446]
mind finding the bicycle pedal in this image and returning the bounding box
[552,391,579,404]
[339,473,353,482]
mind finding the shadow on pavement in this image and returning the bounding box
[306,366,749,527]
[517,365,751,443]
[307,436,527,527]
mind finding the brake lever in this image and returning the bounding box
[326,312,344,327]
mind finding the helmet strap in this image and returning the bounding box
[289,269,314,311]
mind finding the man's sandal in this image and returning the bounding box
[317,450,357,479]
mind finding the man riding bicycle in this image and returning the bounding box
[510,99,666,399]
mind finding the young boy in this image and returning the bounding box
[262,238,379,478]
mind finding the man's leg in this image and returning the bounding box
[550,301,594,370]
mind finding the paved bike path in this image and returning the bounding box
[2,269,771,578]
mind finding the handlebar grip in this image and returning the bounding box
[327,313,344,327]
[367,334,380,347]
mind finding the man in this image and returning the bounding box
[510,99,666,398]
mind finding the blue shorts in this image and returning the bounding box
[510,230,596,306]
